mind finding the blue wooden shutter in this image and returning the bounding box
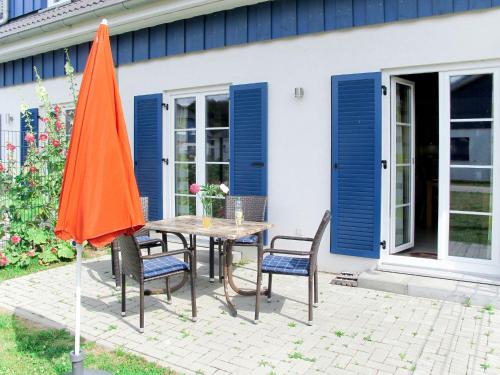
[331,73,382,258]
[229,83,268,197]
[20,108,39,165]
[134,94,163,221]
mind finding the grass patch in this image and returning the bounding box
[0,313,174,375]
[288,351,316,362]
[0,246,109,282]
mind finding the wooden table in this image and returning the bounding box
[146,216,273,317]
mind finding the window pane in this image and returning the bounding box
[206,129,229,162]
[450,74,492,119]
[175,163,196,194]
[206,94,229,128]
[450,122,491,166]
[175,131,196,162]
[175,195,196,216]
[175,97,196,129]
[449,214,491,260]
[395,206,411,247]
[206,164,229,186]
[450,168,491,213]
[396,166,411,206]
[396,125,411,164]
[396,84,411,123]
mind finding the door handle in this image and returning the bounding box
[251,162,265,168]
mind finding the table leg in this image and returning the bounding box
[226,233,267,297]
[223,240,237,317]
[145,232,189,295]
[255,232,263,322]
[209,237,215,283]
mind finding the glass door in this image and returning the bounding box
[170,90,230,218]
[440,69,499,265]
[391,77,415,253]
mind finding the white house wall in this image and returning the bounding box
[1,8,500,272]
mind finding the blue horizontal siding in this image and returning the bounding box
[2,0,499,87]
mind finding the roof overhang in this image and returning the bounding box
[0,0,268,63]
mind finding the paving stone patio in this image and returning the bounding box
[0,250,499,375]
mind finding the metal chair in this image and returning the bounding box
[111,197,163,287]
[255,210,331,325]
[211,196,267,282]
[119,234,196,333]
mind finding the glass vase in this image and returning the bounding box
[202,201,213,228]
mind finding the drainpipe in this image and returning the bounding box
[0,0,9,26]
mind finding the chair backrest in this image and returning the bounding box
[225,196,267,222]
[112,197,150,251]
[118,234,143,281]
[309,210,332,269]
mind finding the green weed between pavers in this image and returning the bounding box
[288,351,316,362]
[0,313,174,375]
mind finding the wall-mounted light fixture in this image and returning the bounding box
[294,87,304,99]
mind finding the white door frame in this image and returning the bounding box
[163,85,229,218]
[390,77,416,254]
[380,61,500,276]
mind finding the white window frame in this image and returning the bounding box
[165,86,230,218]
[380,60,500,276]
[47,0,71,9]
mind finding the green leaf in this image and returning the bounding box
[26,227,49,245]
[40,249,58,264]
[56,243,75,260]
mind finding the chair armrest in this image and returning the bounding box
[263,248,311,256]
[270,235,314,249]
[141,248,191,260]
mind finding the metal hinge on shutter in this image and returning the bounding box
[380,240,386,249]
[162,103,169,110]
[381,85,387,96]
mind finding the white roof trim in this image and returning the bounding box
[0,0,268,63]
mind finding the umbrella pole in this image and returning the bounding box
[70,242,85,375]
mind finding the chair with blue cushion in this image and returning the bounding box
[119,234,196,333]
[211,196,267,282]
[255,210,331,325]
[111,197,164,287]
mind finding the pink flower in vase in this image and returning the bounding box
[189,183,201,194]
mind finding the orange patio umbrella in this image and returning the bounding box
[55,19,144,375]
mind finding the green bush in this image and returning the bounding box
[0,54,79,269]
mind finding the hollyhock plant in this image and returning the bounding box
[0,162,4,173]
[0,49,78,269]
[10,235,21,245]
[24,133,35,144]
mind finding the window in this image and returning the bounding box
[47,0,71,8]
[170,91,230,218]
[450,137,469,162]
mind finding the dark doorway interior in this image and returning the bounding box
[397,73,439,258]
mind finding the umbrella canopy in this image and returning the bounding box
[55,21,144,247]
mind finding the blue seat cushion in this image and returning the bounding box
[143,256,189,278]
[236,235,258,244]
[136,235,160,244]
[262,255,310,276]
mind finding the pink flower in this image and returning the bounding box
[0,255,8,267]
[51,247,58,254]
[42,117,49,123]
[54,104,60,114]
[0,163,4,173]
[29,165,37,173]
[24,132,35,144]
[52,140,60,148]
[6,143,15,152]
[27,250,36,257]
[189,183,201,194]
[10,235,21,245]
[56,121,63,131]
[39,133,48,142]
